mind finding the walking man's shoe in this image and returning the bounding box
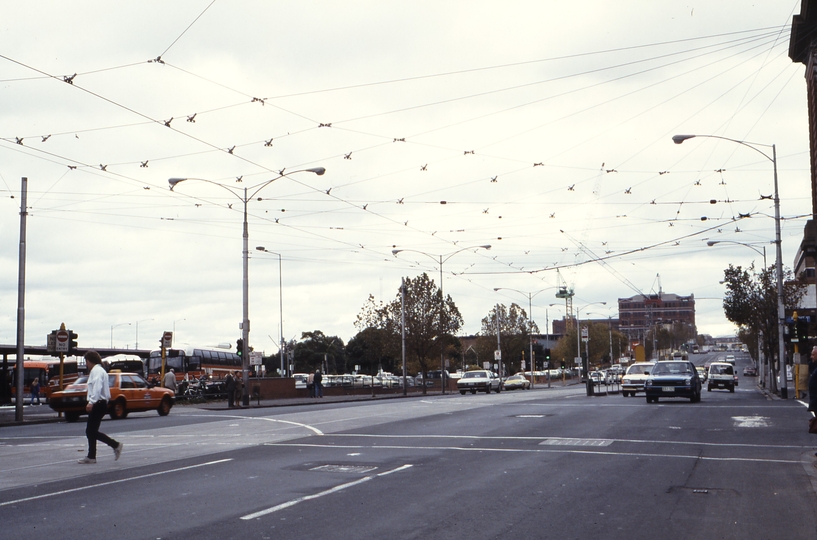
[77,457,96,464]
[114,443,124,461]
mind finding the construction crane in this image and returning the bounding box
[555,269,575,329]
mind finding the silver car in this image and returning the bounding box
[621,362,655,397]
[457,370,502,394]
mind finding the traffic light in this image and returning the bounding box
[68,330,78,353]
[545,348,551,361]
[236,338,244,357]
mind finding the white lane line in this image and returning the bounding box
[326,432,813,450]
[240,463,412,520]
[180,414,324,435]
[264,442,801,464]
[0,458,232,507]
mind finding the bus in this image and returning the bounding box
[102,354,145,377]
[147,345,242,383]
[9,358,82,402]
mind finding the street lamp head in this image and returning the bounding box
[168,177,187,191]
[305,167,326,176]
[256,246,266,251]
[706,241,717,247]
[481,245,492,250]
[672,134,696,144]
[392,249,402,256]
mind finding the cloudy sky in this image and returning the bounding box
[1,1,812,355]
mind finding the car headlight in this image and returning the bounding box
[622,378,632,384]
[684,378,692,385]
[645,380,652,386]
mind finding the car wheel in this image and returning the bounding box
[157,396,172,416]
[485,386,491,394]
[729,385,735,393]
[496,386,501,393]
[65,412,80,423]
[109,399,127,420]
[470,389,476,394]
[459,390,466,395]
[707,386,711,392]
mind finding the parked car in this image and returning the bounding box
[49,371,175,422]
[457,370,502,394]
[644,360,702,403]
[621,362,654,397]
[707,362,735,392]
[743,366,758,377]
[503,374,531,390]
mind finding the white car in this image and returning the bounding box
[621,362,655,397]
[457,370,502,394]
[725,354,736,365]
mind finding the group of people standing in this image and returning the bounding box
[307,370,323,398]
[224,371,243,408]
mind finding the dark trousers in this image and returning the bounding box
[86,400,119,459]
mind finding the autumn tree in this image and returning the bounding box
[721,263,806,393]
[354,273,463,394]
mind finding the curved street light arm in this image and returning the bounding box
[672,134,773,162]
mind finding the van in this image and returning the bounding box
[707,362,735,392]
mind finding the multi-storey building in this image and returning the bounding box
[617,293,696,345]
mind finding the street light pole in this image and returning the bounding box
[256,247,285,377]
[170,167,325,406]
[111,322,131,349]
[706,240,767,269]
[135,318,153,350]
[392,245,491,393]
[674,134,787,398]
[575,302,606,378]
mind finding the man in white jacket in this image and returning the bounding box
[78,350,123,464]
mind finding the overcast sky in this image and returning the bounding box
[1,1,812,355]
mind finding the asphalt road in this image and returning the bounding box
[2,356,816,539]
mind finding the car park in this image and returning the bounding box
[621,362,654,397]
[707,362,735,392]
[644,360,702,403]
[503,374,531,390]
[457,370,502,394]
[49,371,175,422]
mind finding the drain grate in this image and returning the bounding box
[539,438,613,447]
[310,464,378,474]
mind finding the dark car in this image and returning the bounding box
[644,361,702,403]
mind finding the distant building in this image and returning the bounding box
[617,293,696,345]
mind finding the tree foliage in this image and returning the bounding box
[294,330,345,374]
[473,303,538,374]
[353,273,463,393]
[721,262,806,391]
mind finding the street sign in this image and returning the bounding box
[494,350,501,361]
[521,360,526,370]
[47,332,56,354]
[55,329,69,353]
[162,331,173,349]
[249,351,262,366]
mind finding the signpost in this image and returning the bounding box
[55,329,69,353]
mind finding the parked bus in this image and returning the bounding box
[147,345,242,383]
[8,358,82,402]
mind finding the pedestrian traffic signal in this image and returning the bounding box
[236,338,244,357]
[68,330,78,353]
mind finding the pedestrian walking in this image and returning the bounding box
[225,372,235,408]
[29,377,41,405]
[163,368,177,395]
[314,369,323,398]
[78,350,123,464]
[307,372,315,398]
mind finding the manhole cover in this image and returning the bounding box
[310,464,378,474]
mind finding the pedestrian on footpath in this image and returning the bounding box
[29,377,41,405]
[163,368,177,395]
[314,369,323,398]
[78,350,123,464]
[225,372,235,408]
[307,372,315,398]
[234,371,243,407]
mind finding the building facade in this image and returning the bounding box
[617,293,696,346]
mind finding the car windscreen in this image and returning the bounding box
[651,362,693,376]
[462,372,485,378]
[709,364,733,375]
[627,364,652,375]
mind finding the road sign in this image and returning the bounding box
[47,332,56,354]
[494,350,501,361]
[55,329,69,353]
[249,351,262,366]
[162,331,173,349]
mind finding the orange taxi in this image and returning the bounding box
[48,371,175,422]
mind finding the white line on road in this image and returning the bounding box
[0,458,232,507]
[180,414,324,435]
[266,441,803,464]
[240,463,413,520]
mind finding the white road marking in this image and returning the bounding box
[265,442,801,464]
[240,464,412,520]
[180,414,324,435]
[0,458,232,507]
[732,416,771,428]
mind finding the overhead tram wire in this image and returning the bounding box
[156,0,219,60]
